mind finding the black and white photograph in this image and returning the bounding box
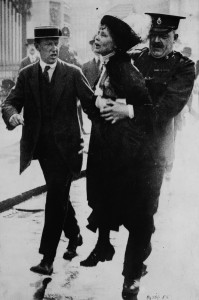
[0,0,199,299]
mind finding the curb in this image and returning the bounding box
[0,169,86,213]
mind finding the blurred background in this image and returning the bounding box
[0,0,199,84]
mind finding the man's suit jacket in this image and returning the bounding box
[19,56,39,71]
[82,58,101,89]
[2,59,98,174]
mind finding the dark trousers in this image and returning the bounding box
[38,151,80,260]
[122,158,165,279]
[122,215,153,279]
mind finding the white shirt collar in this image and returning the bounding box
[40,59,57,72]
[94,55,100,63]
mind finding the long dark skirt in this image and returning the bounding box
[86,118,151,232]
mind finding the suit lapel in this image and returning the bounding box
[29,60,67,112]
[29,62,41,109]
[51,59,68,112]
[94,58,101,78]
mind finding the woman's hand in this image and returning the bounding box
[100,100,130,124]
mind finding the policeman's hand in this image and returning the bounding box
[100,100,129,124]
[9,114,24,127]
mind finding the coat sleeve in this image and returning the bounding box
[74,68,99,121]
[154,58,195,123]
[1,72,25,130]
[122,63,152,107]
[108,60,152,107]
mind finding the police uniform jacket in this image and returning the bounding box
[132,48,195,165]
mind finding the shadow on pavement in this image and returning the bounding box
[32,277,52,300]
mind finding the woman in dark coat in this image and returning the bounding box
[80,15,153,267]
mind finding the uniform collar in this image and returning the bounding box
[148,50,174,60]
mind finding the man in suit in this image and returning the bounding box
[19,38,39,70]
[100,13,195,298]
[82,36,101,89]
[2,26,98,276]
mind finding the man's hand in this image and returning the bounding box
[9,114,24,127]
[100,100,130,124]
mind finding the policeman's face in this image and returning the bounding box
[95,25,116,56]
[36,38,59,64]
[149,30,176,58]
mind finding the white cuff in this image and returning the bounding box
[95,96,107,110]
[127,105,134,119]
[9,115,15,123]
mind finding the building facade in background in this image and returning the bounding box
[0,0,70,83]
[26,0,71,40]
[1,0,199,83]
[0,0,23,82]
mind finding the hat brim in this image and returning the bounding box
[34,36,60,39]
[100,15,141,52]
[150,28,174,34]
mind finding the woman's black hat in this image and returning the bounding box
[100,15,141,52]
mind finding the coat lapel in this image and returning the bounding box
[29,60,67,111]
[51,59,68,112]
[29,62,41,109]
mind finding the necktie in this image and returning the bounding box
[43,66,50,83]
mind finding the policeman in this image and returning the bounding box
[100,13,195,298]
[131,13,195,180]
[122,13,195,298]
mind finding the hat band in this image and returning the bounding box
[150,26,175,33]
[35,28,61,38]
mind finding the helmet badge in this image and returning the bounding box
[157,17,162,25]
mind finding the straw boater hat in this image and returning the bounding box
[34,26,62,39]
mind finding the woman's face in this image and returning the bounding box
[95,25,116,56]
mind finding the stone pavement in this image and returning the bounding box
[1,111,199,299]
[0,113,91,211]
[1,99,199,299]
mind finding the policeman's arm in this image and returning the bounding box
[100,61,152,123]
[154,59,195,122]
[2,72,25,130]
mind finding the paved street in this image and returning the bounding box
[0,112,91,204]
[1,107,199,299]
